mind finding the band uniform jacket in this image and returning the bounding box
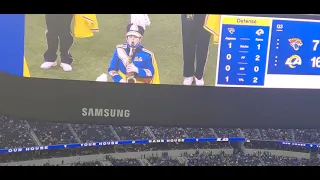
[108,44,160,84]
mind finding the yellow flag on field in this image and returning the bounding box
[203,14,221,44]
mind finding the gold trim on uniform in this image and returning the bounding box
[141,48,153,56]
[141,48,158,84]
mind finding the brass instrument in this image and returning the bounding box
[126,43,137,83]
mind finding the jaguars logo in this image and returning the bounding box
[228,28,235,34]
[288,38,303,51]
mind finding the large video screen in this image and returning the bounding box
[22,14,218,86]
[0,14,318,89]
[19,14,320,90]
[1,14,320,128]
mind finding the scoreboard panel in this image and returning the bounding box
[215,15,320,89]
[267,20,320,75]
[216,16,271,86]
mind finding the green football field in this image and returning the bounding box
[24,14,218,86]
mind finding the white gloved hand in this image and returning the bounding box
[126,63,139,73]
[96,73,108,82]
[119,79,127,83]
[131,14,151,30]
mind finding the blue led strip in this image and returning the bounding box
[0,137,318,154]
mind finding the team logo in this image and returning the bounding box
[288,38,303,51]
[285,55,302,68]
[256,29,264,36]
[134,56,143,62]
[228,28,235,34]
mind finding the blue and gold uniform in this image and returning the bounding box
[108,43,160,84]
[108,23,159,84]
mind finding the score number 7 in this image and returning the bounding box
[313,40,320,51]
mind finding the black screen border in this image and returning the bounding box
[1,14,320,129]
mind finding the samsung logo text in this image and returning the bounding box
[82,108,130,118]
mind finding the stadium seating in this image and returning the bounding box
[0,116,319,166]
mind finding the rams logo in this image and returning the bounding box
[288,38,303,51]
[285,55,302,68]
[228,28,235,34]
[256,29,264,36]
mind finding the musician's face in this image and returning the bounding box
[127,35,141,46]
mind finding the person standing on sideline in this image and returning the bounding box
[40,14,75,72]
[181,14,211,86]
[41,14,149,72]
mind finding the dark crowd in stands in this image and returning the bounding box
[0,116,319,166]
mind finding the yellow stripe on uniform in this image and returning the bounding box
[23,56,30,77]
[203,14,221,45]
[142,48,160,84]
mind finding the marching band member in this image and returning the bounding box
[97,23,159,84]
